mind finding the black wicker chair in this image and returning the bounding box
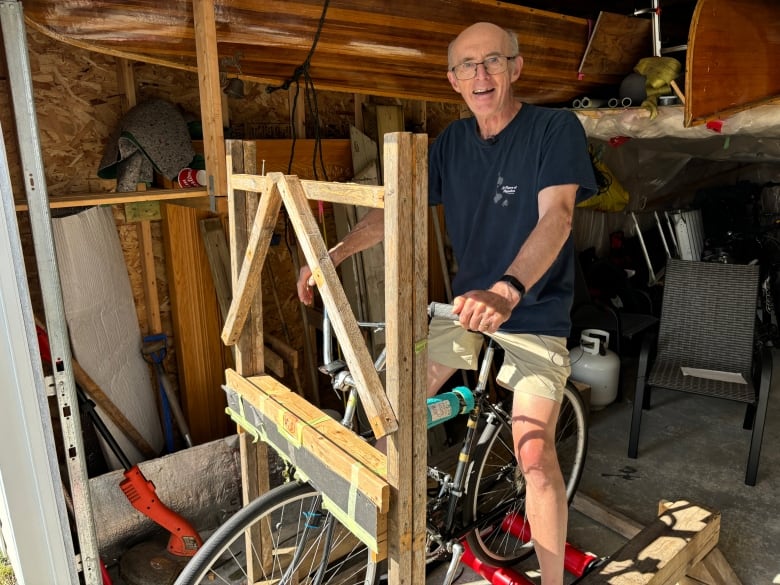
[628,258,772,485]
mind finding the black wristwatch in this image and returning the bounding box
[498,274,526,298]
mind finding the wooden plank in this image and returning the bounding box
[224,371,388,557]
[685,0,780,126]
[275,174,397,439]
[199,216,285,377]
[221,175,283,347]
[254,139,354,182]
[230,174,385,208]
[573,492,644,540]
[364,104,404,183]
[578,501,721,585]
[288,85,306,139]
[192,0,227,196]
[161,202,232,443]
[349,127,387,355]
[138,219,162,334]
[383,132,428,584]
[578,12,652,77]
[14,187,208,211]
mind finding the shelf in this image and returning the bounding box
[14,186,209,212]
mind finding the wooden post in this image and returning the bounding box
[226,139,271,580]
[192,0,227,197]
[384,132,428,584]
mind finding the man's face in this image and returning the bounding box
[446,23,523,118]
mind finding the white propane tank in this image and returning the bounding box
[570,329,620,409]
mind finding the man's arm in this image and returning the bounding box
[297,208,385,305]
[455,184,577,332]
[496,183,578,297]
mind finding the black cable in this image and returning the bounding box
[266,0,331,181]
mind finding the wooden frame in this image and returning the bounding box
[221,133,428,582]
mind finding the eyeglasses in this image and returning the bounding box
[450,55,516,80]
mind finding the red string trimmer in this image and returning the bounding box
[36,326,202,568]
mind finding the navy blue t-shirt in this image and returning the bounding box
[429,104,597,336]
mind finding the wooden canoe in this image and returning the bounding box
[21,0,780,125]
[21,0,625,105]
[685,0,780,126]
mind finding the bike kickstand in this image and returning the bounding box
[441,541,465,585]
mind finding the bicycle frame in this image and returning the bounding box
[319,309,515,557]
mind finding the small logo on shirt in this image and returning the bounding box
[494,174,517,207]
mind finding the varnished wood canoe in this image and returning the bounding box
[685,0,780,126]
[21,0,622,105]
[22,0,780,125]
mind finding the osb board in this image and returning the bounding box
[19,30,121,198]
[3,27,463,425]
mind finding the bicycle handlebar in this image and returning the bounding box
[428,302,458,321]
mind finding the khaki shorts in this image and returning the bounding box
[427,319,571,402]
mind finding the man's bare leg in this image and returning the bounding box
[512,391,566,585]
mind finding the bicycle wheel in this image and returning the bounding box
[174,480,380,585]
[464,381,588,566]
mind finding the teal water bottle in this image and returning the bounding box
[426,386,475,429]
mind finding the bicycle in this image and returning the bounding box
[174,302,589,585]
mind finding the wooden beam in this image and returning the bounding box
[221,176,282,347]
[192,0,227,196]
[229,175,385,208]
[199,217,285,377]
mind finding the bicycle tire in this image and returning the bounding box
[464,381,588,566]
[174,480,380,585]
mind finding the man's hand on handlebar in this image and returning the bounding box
[453,289,514,334]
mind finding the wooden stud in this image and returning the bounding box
[226,140,271,581]
[383,132,428,584]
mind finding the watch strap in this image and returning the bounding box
[498,274,526,298]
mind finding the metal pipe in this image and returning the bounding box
[608,97,620,108]
[580,97,607,109]
[621,97,634,107]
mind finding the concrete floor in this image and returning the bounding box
[429,352,780,584]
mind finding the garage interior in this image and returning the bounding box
[1,0,779,584]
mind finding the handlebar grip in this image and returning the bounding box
[428,302,458,321]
